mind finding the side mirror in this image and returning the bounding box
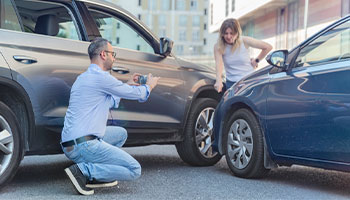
[160,37,174,57]
[266,50,288,68]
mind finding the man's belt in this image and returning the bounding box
[61,135,98,147]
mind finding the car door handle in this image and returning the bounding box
[112,66,130,74]
[13,56,37,64]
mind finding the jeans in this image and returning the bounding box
[62,126,141,182]
[223,80,236,92]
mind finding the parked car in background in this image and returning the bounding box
[213,15,350,178]
[0,0,222,187]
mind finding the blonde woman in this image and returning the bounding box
[214,18,272,92]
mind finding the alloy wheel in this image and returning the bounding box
[195,107,217,158]
[0,115,14,175]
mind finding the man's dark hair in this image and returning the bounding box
[88,37,109,60]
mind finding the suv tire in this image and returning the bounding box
[0,101,23,187]
[176,98,222,166]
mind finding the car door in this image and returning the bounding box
[266,18,350,162]
[306,20,350,163]
[83,2,186,143]
[0,0,90,152]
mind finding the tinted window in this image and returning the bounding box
[295,20,350,68]
[0,0,21,31]
[14,0,80,40]
[89,9,154,54]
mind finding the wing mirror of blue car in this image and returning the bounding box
[160,37,174,57]
[266,50,288,68]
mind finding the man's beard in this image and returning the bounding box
[104,60,113,71]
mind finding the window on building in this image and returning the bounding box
[242,21,254,37]
[116,37,119,44]
[138,14,141,20]
[276,8,286,49]
[149,0,157,10]
[162,0,170,10]
[159,29,166,37]
[192,46,202,55]
[203,38,207,45]
[192,30,200,41]
[192,16,200,27]
[204,8,207,15]
[211,4,213,25]
[287,1,299,49]
[117,22,120,29]
[159,15,166,26]
[190,0,197,10]
[225,0,229,16]
[231,0,235,12]
[138,0,141,6]
[179,15,187,26]
[179,30,186,41]
[176,45,184,55]
[204,23,207,30]
[342,0,350,17]
[176,0,185,10]
[137,45,140,50]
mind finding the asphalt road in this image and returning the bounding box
[0,145,350,200]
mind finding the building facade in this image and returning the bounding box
[209,0,350,66]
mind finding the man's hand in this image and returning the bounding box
[146,73,160,91]
[127,73,142,86]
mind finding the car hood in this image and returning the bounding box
[175,57,216,74]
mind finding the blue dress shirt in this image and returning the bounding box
[61,64,150,142]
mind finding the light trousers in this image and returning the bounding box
[62,126,141,182]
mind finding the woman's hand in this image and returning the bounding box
[250,58,258,69]
[214,81,223,93]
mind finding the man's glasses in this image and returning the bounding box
[104,50,116,58]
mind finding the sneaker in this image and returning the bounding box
[86,179,118,188]
[64,164,94,195]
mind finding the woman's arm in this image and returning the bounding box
[242,36,273,68]
[214,44,224,92]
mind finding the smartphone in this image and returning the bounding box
[137,75,148,85]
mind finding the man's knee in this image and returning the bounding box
[131,163,141,179]
[121,128,128,142]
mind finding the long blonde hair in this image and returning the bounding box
[217,18,242,54]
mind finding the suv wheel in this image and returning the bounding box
[223,108,269,178]
[176,98,222,166]
[0,102,23,187]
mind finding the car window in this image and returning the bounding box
[0,0,22,31]
[295,20,350,68]
[89,9,154,54]
[13,0,80,40]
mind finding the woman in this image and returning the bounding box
[214,18,272,92]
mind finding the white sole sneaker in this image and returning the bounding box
[86,180,118,188]
[65,167,94,195]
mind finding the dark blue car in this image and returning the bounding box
[213,15,350,178]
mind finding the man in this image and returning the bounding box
[61,37,159,195]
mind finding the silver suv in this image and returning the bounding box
[0,0,222,187]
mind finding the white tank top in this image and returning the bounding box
[222,41,254,82]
